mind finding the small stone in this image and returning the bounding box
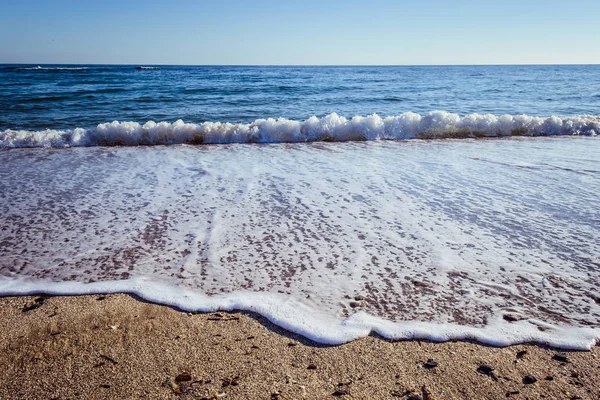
[421,385,432,400]
[522,375,537,384]
[22,302,43,312]
[307,364,317,370]
[271,394,280,400]
[506,391,520,397]
[349,301,361,308]
[477,364,495,375]
[552,352,569,362]
[175,373,192,383]
[332,383,351,396]
[545,376,554,381]
[516,350,527,359]
[503,314,519,322]
[354,295,366,301]
[221,376,240,387]
[407,396,422,400]
[424,359,438,369]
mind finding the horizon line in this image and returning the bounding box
[1,62,600,67]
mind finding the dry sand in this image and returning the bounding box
[0,294,598,399]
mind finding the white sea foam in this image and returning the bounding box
[1,138,599,348]
[15,66,90,71]
[1,277,598,349]
[1,112,599,148]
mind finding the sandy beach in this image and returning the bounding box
[0,294,597,399]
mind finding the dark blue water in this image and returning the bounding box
[2,64,600,131]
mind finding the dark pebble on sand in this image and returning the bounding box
[22,297,47,312]
[288,342,297,347]
[354,295,366,301]
[22,302,42,312]
[407,396,422,400]
[552,352,569,362]
[349,301,361,308]
[332,384,350,396]
[545,376,554,381]
[516,350,527,359]
[424,359,438,369]
[522,375,537,384]
[307,364,317,370]
[221,376,239,387]
[477,364,495,375]
[175,373,192,383]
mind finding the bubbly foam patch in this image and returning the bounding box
[1,111,599,148]
[1,138,599,348]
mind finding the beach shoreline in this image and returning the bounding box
[1,294,597,399]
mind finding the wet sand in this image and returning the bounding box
[0,294,598,400]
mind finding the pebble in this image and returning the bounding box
[552,352,569,362]
[221,376,239,387]
[349,301,361,308]
[332,384,350,397]
[545,376,554,381]
[522,375,537,384]
[477,364,495,375]
[516,350,527,359]
[424,359,438,369]
[307,364,317,370]
[407,396,422,400]
[175,373,192,383]
[22,297,46,312]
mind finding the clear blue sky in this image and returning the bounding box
[1,0,599,65]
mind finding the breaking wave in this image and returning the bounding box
[1,111,599,148]
[11,66,90,71]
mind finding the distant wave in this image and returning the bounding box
[12,66,89,71]
[1,111,599,148]
[135,66,160,70]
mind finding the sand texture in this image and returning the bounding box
[0,294,598,399]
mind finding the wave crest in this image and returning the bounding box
[1,111,599,148]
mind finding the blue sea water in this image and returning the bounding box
[1,64,599,134]
[1,65,599,348]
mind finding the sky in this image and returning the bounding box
[1,0,599,65]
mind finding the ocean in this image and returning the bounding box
[0,65,599,349]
